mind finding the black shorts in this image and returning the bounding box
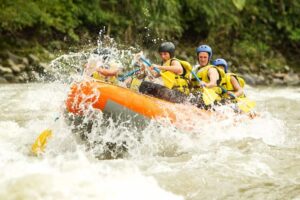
[139,81,188,104]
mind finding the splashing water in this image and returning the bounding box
[0,34,300,199]
[1,84,299,200]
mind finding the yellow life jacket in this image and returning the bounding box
[160,58,192,94]
[129,77,143,92]
[191,65,225,95]
[91,60,120,84]
[220,73,246,99]
[92,71,118,84]
[222,73,245,91]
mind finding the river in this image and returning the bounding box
[0,83,299,200]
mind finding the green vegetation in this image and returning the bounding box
[1,0,299,71]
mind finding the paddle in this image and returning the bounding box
[31,116,59,156]
[139,56,175,89]
[31,129,52,155]
[220,87,256,113]
[190,70,218,105]
[118,68,141,82]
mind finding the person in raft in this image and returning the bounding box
[85,49,153,91]
[138,42,193,103]
[212,58,246,100]
[190,45,225,98]
[84,48,122,84]
[146,42,192,94]
[212,58,257,118]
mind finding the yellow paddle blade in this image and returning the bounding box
[31,129,53,156]
[236,97,256,113]
[160,71,175,89]
[202,87,219,105]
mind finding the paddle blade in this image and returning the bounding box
[236,98,256,113]
[202,87,219,105]
[31,129,53,155]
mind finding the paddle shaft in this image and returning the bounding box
[118,68,140,81]
[219,86,237,99]
[190,69,219,105]
[191,70,203,85]
[219,86,256,112]
[140,56,176,88]
[140,57,161,73]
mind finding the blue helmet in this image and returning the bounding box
[196,45,212,60]
[213,58,228,73]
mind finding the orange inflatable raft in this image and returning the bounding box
[65,81,212,125]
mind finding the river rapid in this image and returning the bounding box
[0,82,299,200]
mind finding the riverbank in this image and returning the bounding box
[1,48,299,86]
[0,50,55,83]
[1,1,299,86]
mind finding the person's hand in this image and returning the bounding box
[199,81,206,87]
[133,60,142,68]
[140,62,148,69]
[149,65,154,71]
[140,65,145,71]
[97,67,105,74]
[134,51,143,60]
[227,91,237,99]
[151,64,159,70]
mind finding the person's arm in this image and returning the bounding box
[154,60,183,75]
[150,69,160,78]
[202,68,219,88]
[97,68,120,76]
[229,76,244,97]
[139,62,160,78]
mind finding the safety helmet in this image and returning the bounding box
[158,42,175,58]
[196,45,212,60]
[213,58,228,73]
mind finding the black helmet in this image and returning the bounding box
[158,42,175,58]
